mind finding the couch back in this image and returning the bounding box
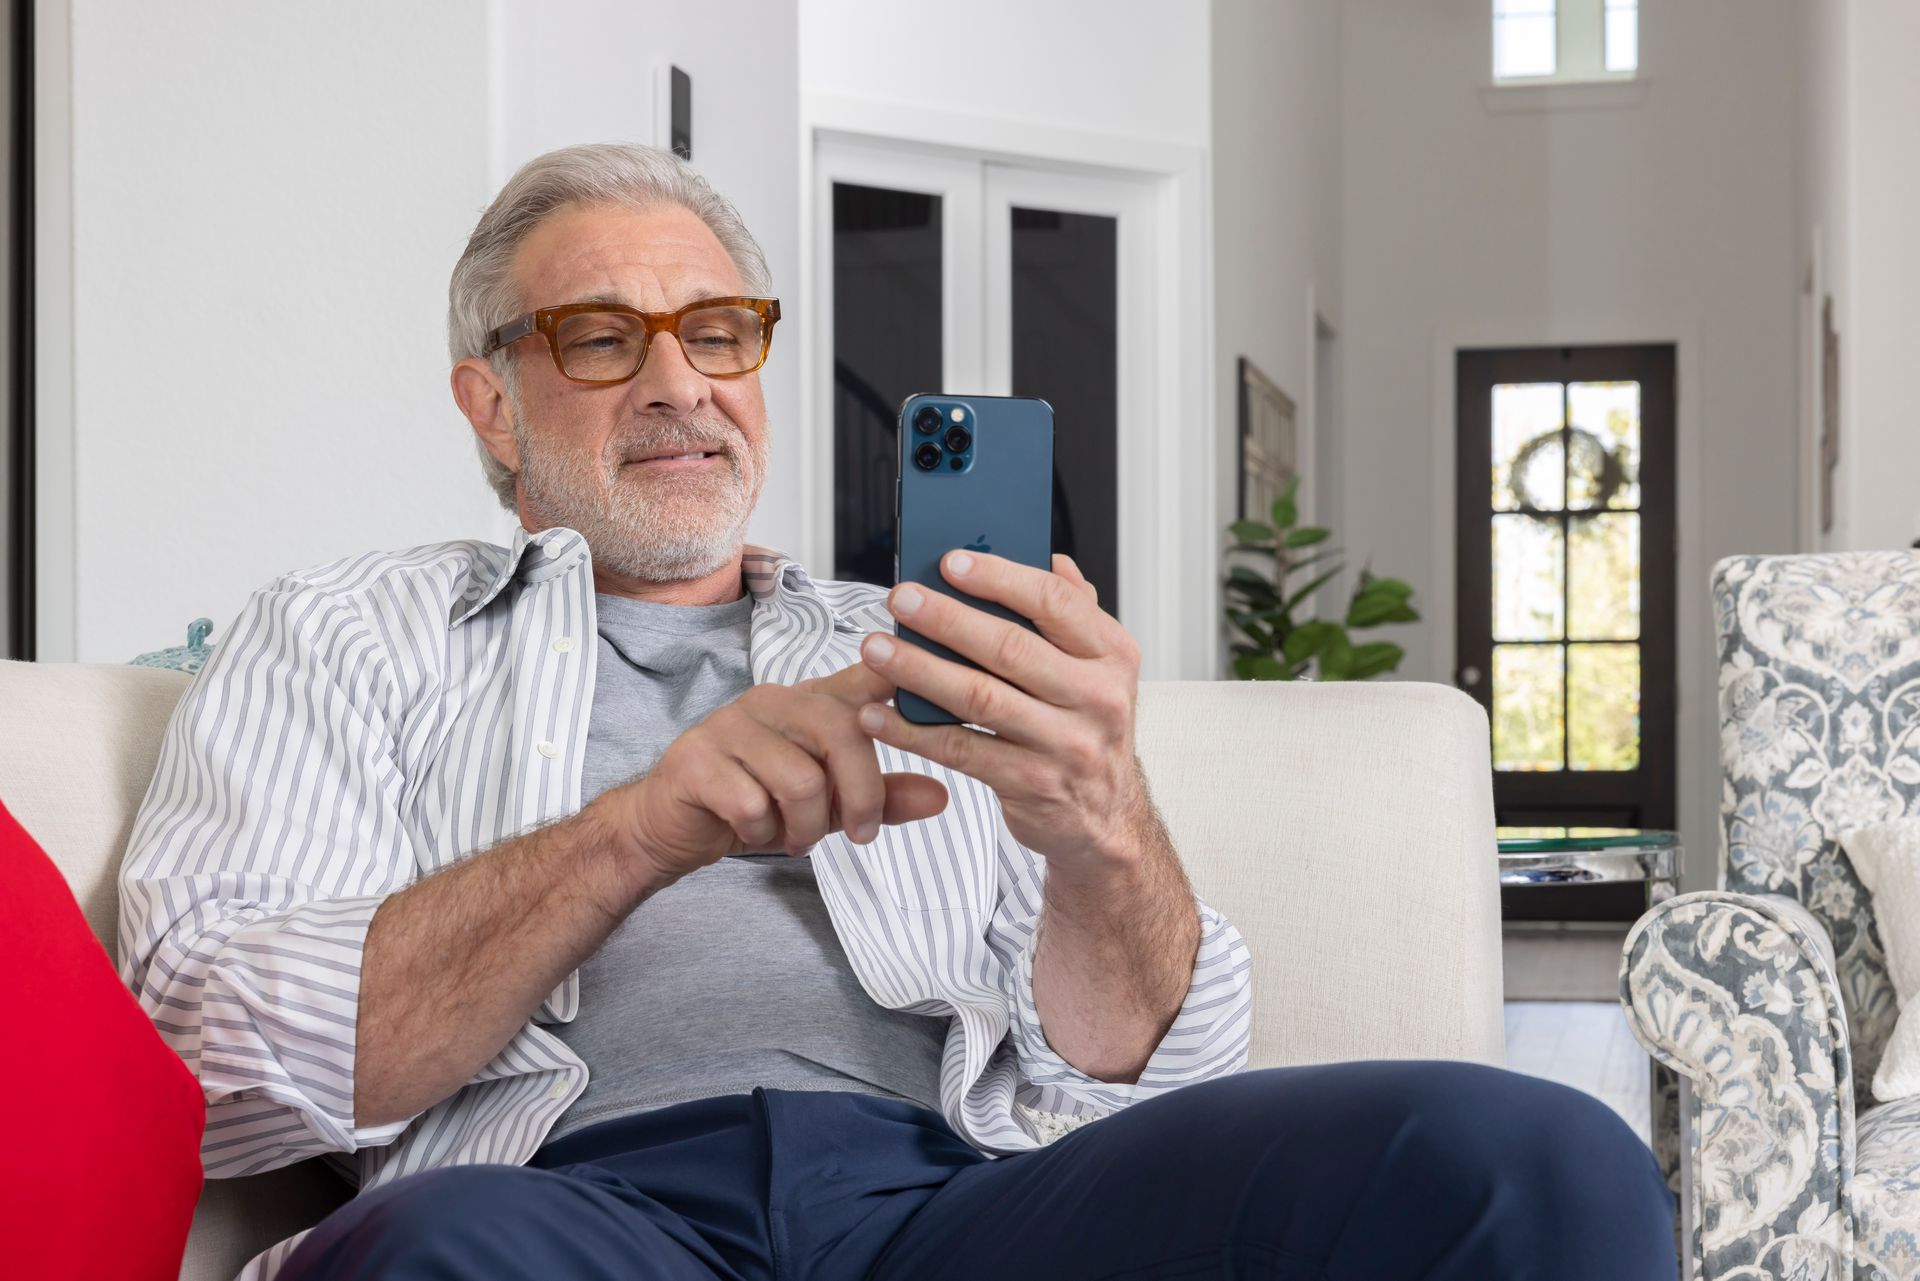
[0,661,190,951]
[1,658,1505,1280]
[1714,551,1920,1105]
[0,658,1506,1075]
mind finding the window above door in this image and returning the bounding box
[1493,0,1638,85]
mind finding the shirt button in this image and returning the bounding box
[547,1080,569,1101]
[536,740,559,758]
[552,636,576,653]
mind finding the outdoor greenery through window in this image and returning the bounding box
[1488,380,1643,772]
[1493,0,1638,84]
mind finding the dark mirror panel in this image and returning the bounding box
[4,0,29,660]
[831,182,941,587]
[1010,207,1118,614]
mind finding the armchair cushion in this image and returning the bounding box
[1841,819,1920,1102]
[1854,1095,1920,1281]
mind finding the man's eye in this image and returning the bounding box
[686,332,742,349]
[568,333,630,351]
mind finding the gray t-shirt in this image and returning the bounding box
[545,590,948,1145]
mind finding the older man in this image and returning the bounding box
[120,143,1675,1280]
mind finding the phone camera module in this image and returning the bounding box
[912,442,943,471]
[943,426,972,454]
[913,406,943,435]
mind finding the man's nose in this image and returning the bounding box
[626,329,710,417]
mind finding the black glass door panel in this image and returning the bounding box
[1009,207,1118,613]
[831,183,940,586]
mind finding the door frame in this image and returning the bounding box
[801,96,1212,679]
[1453,343,1678,829]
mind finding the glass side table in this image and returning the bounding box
[1497,828,1685,1201]
[1497,828,1681,908]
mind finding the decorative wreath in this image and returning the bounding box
[1509,426,1625,515]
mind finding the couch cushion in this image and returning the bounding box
[0,658,192,955]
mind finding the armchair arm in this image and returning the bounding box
[1621,890,1855,1281]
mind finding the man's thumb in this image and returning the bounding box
[879,772,949,826]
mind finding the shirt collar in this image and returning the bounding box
[446,523,853,631]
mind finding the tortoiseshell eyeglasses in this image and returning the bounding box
[481,297,780,384]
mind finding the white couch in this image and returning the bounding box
[0,660,1506,1281]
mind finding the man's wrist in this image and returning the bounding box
[580,784,679,917]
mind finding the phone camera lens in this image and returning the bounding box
[913,406,943,435]
[948,455,965,470]
[944,426,972,453]
[913,442,943,471]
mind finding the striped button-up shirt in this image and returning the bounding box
[118,522,1253,1278]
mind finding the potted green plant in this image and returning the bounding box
[1223,476,1420,680]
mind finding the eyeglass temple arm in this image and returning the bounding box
[482,313,537,355]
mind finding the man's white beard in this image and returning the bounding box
[512,400,766,584]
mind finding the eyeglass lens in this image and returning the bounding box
[553,306,765,380]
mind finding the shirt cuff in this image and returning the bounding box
[1009,892,1254,1116]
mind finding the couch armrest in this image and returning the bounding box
[1621,890,1855,1281]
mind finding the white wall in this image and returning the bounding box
[491,0,801,562]
[46,0,496,663]
[1339,0,1804,894]
[1795,0,1847,551]
[39,0,799,664]
[1210,0,1342,552]
[1804,0,1920,554]
[800,0,1211,149]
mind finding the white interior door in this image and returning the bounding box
[811,139,981,586]
[811,136,1168,669]
[983,164,1156,643]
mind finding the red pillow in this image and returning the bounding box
[1,794,205,1280]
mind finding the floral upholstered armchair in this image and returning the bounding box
[1621,552,1920,1280]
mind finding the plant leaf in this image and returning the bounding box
[1269,476,1301,531]
[1344,642,1405,680]
[1283,526,1331,548]
[1228,565,1274,590]
[1227,611,1273,649]
[1282,565,1344,613]
[1347,593,1421,628]
[1249,655,1293,681]
[1232,653,1260,679]
[1282,620,1338,664]
[1229,520,1276,545]
[1316,629,1355,680]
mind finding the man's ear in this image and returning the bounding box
[451,357,520,474]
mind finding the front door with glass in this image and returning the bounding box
[1455,344,1678,922]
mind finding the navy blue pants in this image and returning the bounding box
[282,1061,1677,1280]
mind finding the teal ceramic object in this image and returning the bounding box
[130,617,216,674]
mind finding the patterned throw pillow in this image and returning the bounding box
[1844,819,1920,1101]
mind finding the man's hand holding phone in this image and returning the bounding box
[603,661,950,885]
[853,548,1153,878]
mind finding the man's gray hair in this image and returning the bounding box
[448,142,773,510]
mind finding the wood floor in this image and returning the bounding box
[1501,926,1654,1147]
[1503,1001,1653,1146]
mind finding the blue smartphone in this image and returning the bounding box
[893,393,1055,725]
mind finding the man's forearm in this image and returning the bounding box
[354,788,676,1128]
[1029,802,1201,1085]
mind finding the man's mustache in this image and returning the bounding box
[611,417,746,466]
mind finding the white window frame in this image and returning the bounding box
[1492,0,1637,88]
